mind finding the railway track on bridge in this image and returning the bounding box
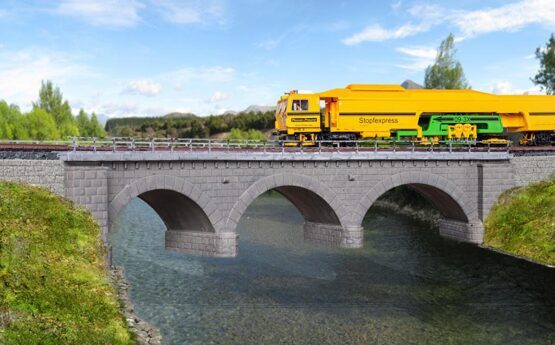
[0,138,553,154]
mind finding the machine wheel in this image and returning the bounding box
[534,132,551,146]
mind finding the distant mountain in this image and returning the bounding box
[163,112,199,119]
[156,105,274,118]
[242,105,275,113]
[401,80,424,89]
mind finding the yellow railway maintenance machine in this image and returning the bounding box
[274,84,555,146]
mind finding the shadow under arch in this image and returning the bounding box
[138,189,214,232]
[226,174,345,232]
[351,172,483,244]
[353,172,475,225]
[225,174,362,248]
[108,175,219,233]
[108,175,239,257]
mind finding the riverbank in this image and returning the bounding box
[484,178,555,266]
[377,182,555,267]
[0,182,134,344]
[111,266,162,345]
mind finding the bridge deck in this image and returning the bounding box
[59,151,512,161]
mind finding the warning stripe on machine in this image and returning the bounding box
[529,112,555,116]
[290,118,318,122]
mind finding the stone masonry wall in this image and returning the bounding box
[478,161,516,221]
[97,158,502,253]
[64,165,109,241]
[0,159,64,195]
[57,151,518,257]
[511,155,555,187]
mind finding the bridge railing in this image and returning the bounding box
[0,137,512,154]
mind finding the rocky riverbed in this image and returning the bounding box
[111,266,162,345]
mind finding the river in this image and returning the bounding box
[109,193,555,345]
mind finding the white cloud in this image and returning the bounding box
[407,4,446,23]
[491,81,513,94]
[490,81,542,94]
[342,23,429,45]
[56,0,144,27]
[153,0,225,24]
[344,0,555,44]
[396,46,437,59]
[452,0,555,39]
[396,46,437,71]
[208,91,229,103]
[123,79,161,96]
[0,48,93,109]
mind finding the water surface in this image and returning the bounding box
[110,194,555,345]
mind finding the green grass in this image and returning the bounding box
[0,182,134,344]
[484,178,555,266]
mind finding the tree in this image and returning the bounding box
[0,101,16,139]
[228,128,267,140]
[424,33,470,89]
[0,101,28,139]
[33,80,79,137]
[76,109,91,136]
[88,113,106,137]
[24,108,60,140]
[532,34,555,95]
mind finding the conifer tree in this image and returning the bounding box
[424,34,470,89]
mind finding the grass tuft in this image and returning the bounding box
[484,178,555,266]
[0,182,133,344]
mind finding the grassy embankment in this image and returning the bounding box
[484,178,555,266]
[0,182,133,344]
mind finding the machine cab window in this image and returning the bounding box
[292,99,309,111]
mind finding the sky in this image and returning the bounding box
[0,0,554,118]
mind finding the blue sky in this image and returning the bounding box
[0,0,553,118]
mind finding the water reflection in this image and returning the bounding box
[110,193,555,345]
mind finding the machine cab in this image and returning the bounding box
[274,90,321,139]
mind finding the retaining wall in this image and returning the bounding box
[511,155,555,187]
[0,159,64,195]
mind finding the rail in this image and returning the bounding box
[0,137,513,154]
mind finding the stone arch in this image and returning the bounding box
[225,173,347,233]
[108,175,220,233]
[352,172,478,227]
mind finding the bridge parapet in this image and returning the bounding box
[59,151,512,162]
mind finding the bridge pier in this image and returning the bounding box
[165,231,238,257]
[303,222,364,248]
[438,218,484,244]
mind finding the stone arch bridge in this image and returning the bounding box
[56,149,527,257]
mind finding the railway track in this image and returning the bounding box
[0,142,553,154]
